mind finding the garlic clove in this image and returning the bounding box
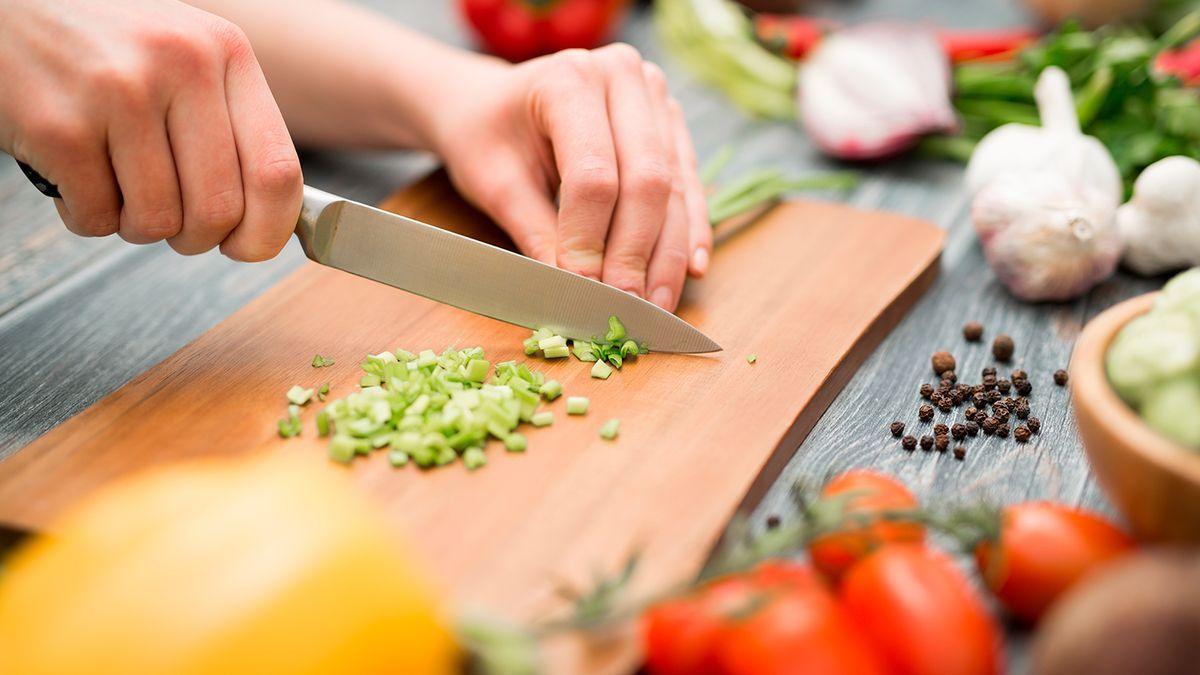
[798,23,957,160]
[1118,156,1200,276]
[972,171,1122,301]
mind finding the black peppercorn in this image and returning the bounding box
[937,398,953,413]
[1014,425,1031,443]
[943,371,957,384]
[987,390,1003,403]
[1054,369,1069,386]
[965,421,979,436]
[890,421,906,437]
[953,446,966,460]
[1015,379,1033,396]
[982,374,997,390]
[919,404,934,422]
[766,514,781,529]
[982,417,998,435]
[1028,417,1041,433]
[993,334,1015,361]
[934,423,949,436]
[935,435,949,451]
[973,392,989,408]
[932,351,956,375]
[1015,402,1030,420]
[982,366,997,378]
[951,424,966,440]
[997,379,1011,394]
[965,406,979,420]
[994,407,1010,423]
[996,423,1011,438]
[963,321,984,342]
[919,383,934,399]
[902,435,917,451]
[1011,369,1028,381]
[920,435,934,451]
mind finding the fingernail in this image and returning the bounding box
[650,286,674,310]
[691,248,710,276]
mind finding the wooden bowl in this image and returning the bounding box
[1071,292,1200,543]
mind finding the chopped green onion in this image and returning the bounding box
[537,335,567,351]
[572,341,599,362]
[359,373,381,387]
[540,380,563,401]
[464,358,491,383]
[317,382,330,401]
[599,418,620,441]
[329,434,359,463]
[605,315,626,342]
[746,354,758,364]
[542,345,570,359]
[523,336,540,355]
[531,411,555,427]
[504,433,527,453]
[316,409,330,437]
[311,354,335,368]
[620,340,639,358]
[277,414,302,438]
[388,450,409,468]
[591,360,614,380]
[567,396,590,415]
[462,447,487,470]
[286,385,314,406]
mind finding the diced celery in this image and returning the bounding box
[436,446,458,466]
[542,345,570,359]
[329,435,358,463]
[540,380,563,401]
[388,450,409,468]
[463,447,487,470]
[465,358,491,383]
[286,385,314,406]
[416,349,438,367]
[316,410,330,437]
[567,396,590,415]
[599,418,620,440]
[523,336,540,355]
[591,360,614,380]
[360,373,381,387]
[504,433,527,453]
[538,335,568,351]
[531,411,555,427]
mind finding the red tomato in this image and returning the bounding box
[457,0,629,62]
[643,575,757,675]
[714,564,888,675]
[808,470,924,581]
[974,502,1135,623]
[841,544,1002,675]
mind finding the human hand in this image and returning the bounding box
[426,44,712,312]
[0,0,303,261]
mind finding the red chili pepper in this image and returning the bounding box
[754,14,836,60]
[457,0,630,62]
[937,28,1039,63]
[1157,39,1200,85]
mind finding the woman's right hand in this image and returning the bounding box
[0,0,303,261]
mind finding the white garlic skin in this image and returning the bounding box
[972,171,1123,301]
[799,23,957,160]
[964,67,1122,212]
[1117,156,1200,276]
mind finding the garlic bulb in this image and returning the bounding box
[798,23,957,160]
[1117,156,1200,276]
[973,171,1122,301]
[965,66,1122,213]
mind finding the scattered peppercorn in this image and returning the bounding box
[997,379,1012,394]
[982,366,997,378]
[1015,402,1030,419]
[954,446,966,460]
[766,514,781,529]
[965,421,979,436]
[993,334,1015,361]
[965,406,979,420]
[920,435,934,451]
[932,351,957,376]
[982,417,998,435]
[987,390,1003,403]
[996,423,1011,438]
[902,435,917,451]
[982,374,997,390]
[935,435,949,451]
[963,321,984,342]
[920,383,935,399]
[951,423,966,440]
[937,398,953,413]
[1028,417,1041,434]
[972,392,989,408]
[934,423,949,436]
[1015,379,1033,396]
[994,407,1010,423]
[919,404,934,421]
[1014,425,1031,443]
[1054,369,1069,386]
[943,371,957,384]
[1011,369,1027,381]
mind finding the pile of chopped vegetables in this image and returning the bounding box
[525,315,647,379]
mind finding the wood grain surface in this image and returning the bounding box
[0,172,941,671]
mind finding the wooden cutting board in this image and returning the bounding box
[0,172,942,672]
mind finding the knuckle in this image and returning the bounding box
[248,154,302,197]
[599,42,643,70]
[123,204,183,242]
[220,237,284,263]
[24,115,91,155]
[627,162,674,201]
[642,61,668,92]
[74,211,121,238]
[209,20,253,61]
[656,245,691,272]
[190,187,245,234]
[566,161,619,205]
[91,64,154,110]
[143,26,218,73]
[553,49,598,80]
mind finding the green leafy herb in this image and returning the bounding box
[311,354,335,368]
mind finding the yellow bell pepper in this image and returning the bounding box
[0,452,458,675]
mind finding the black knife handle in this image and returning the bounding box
[15,159,62,199]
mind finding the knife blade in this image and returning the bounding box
[296,186,720,354]
[13,158,719,354]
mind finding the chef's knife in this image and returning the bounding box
[16,160,720,354]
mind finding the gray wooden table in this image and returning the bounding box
[0,0,1165,670]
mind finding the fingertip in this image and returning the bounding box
[650,285,676,312]
[689,247,710,278]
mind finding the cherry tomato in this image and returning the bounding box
[974,502,1135,623]
[457,0,629,62]
[841,544,1003,675]
[714,564,888,675]
[808,470,924,581]
[643,575,757,675]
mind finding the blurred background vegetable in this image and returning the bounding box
[458,0,630,61]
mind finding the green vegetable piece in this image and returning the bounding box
[540,380,563,401]
[599,418,620,441]
[619,340,639,358]
[566,396,590,415]
[1141,376,1200,449]
[504,433,528,453]
[572,341,599,362]
[605,315,626,342]
[462,447,488,470]
[465,358,491,383]
[388,450,410,468]
[542,345,571,359]
[316,410,330,437]
[277,415,302,439]
[531,411,555,427]
[523,336,540,356]
[436,446,459,466]
[591,360,614,380]
[416,349,438,368]
[286,385,314,406]
[747,354,758,364]
[317,382,330,401]
[329,434,358,463]
[311,354,335,368]
[537,335,567,351]
[359,373,381,388]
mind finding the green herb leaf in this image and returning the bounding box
[311,354,335,368]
